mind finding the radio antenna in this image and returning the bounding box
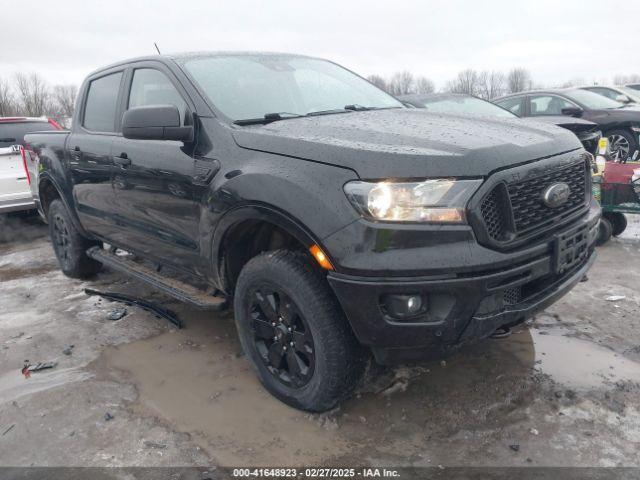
[154,43,161,55]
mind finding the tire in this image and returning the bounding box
[596,217,613,246]
[604,212,627,237]
[47,199,102,278]
[606,129,637,162]
[233,250,364,412]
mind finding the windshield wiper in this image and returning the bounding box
[344,104,373,111]
[306,108,353,116]
[233,112,304,126]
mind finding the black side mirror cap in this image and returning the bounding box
[561,107,583,117]
[122,105,194,142]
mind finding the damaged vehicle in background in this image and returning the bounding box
[0,117,61,214]
[494,89,640,162]
[400,93,603,154]
[24,52,600,412]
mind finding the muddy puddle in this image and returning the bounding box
[99,307,640,466]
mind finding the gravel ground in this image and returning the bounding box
[0,213,639,471]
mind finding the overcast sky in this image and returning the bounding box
[1,0,637,89]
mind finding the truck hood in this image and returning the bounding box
[231,109,582,178]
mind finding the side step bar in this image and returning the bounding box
[86,246,227,310]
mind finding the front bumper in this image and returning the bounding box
[327,204,600,365]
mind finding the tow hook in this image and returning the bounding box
[490,326,512,339]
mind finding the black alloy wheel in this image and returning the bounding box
[52,212,72,266]
[250,287,315,387]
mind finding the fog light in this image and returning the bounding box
[381,294,427,320]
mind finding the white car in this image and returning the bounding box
[0,117,61,213]
[581,85,640,105]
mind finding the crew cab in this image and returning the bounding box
[25,52,600,411]
[0,117,61,213]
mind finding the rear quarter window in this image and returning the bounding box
[0,121,55,148]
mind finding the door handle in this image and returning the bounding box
[113,153,131,166]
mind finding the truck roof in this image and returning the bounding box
[88,51,317,77]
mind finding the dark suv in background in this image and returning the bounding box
[495,89,640,161]
[401,93,602,154]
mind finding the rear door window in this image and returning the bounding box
[0,121,56,148]
[83,72,123,132]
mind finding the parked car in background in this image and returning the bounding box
[495,89,640,162]
[0,117,62,214]
[401,93,602,154]
[626,84,640,91]
[580,85,640,105]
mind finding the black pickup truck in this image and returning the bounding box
[24,52,600,411]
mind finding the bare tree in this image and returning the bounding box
[415,76,435,94]
[446,69,480,95]
[506,67,532,94]
[14,73,50,117]
[612,73,640,85]
[389,71,415,95]
[52,84,78,118]
[477,71,505,99]
[367,74,389,93]
[0,78,16,116]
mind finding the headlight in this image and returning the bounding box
[343,179,482,223]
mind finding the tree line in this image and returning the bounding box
[369,69,640,100]
[368,67,535,99]
[0,73,77,120]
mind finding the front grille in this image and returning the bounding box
[480,160,588,243]
[480,188,509,241]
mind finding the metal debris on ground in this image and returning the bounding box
[22,360,57,378]
[107,307,128,321]
[143,440,167,449]
[84,288,183,329]
[62,345,75,356]
[104,412,114,421]
[605,295,626,302]
[509,444,520,452]
[2,424,15,436]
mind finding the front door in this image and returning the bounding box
[109,66,201,271]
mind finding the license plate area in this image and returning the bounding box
[554,225,589,274]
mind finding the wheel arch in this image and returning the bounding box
[212,204,332,294]
[37,174,88,236]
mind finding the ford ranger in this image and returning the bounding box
[24,52,600,411]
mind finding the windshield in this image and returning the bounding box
[564,89,624,109]
[181,55,402,121]
[418,95,515,118]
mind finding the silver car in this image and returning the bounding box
[0,117,61,213]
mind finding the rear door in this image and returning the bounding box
[68,70,125,238]
[109,63,201,269]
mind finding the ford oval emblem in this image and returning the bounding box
[542,182,571,208]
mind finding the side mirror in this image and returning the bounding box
[561,106,583,117]
[122,105,193,142]
[615,94,631,103]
